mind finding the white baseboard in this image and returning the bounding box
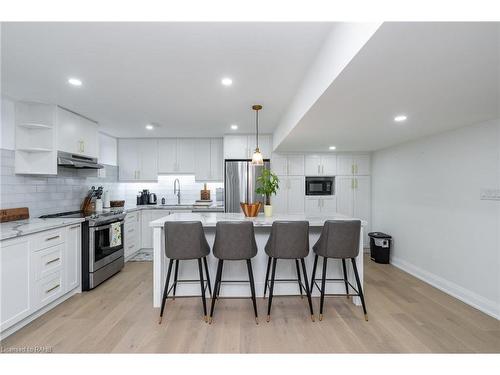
[391,256,500,320]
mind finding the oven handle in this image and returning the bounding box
[90,220,125,232]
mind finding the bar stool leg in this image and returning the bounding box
[319,257,327,321]
[295,259,304,298]
[159,259,174,324]
[341,259,349,299]
[266,257,277,322]
[209,259,223,323]
[300,258,315,322]
[203,256,212,298]
[263,256,271,298]
[351,258,368,321]
[246,259,259,324]
[216,260,224,299]
[172,260,179,301]
[310,254,318,294]
[197,258,208,322]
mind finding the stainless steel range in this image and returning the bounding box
[40,210,126,290]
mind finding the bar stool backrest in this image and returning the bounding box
[314,220,361,259]
[164,221,210,260]
[265,221,309,259]
[213,221,257,260]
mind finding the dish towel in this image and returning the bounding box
[110,222,122,248]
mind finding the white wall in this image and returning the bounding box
[372,119,500,319]
[272,22,381,150]
[1,96,15,150]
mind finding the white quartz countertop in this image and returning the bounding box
[0,217,86,241]
[124,204,224,213]
[150,212,367,228]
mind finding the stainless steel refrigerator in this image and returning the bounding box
[225,160,271,213]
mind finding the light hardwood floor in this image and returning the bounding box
[2,256,499,353]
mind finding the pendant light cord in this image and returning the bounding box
[255,109,259,149]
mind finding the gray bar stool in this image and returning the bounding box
[310,220,367,321]
[209,221,258,324]
[264,221,315,322]
[159,221,212,323]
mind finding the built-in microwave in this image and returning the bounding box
[305,176,335,196]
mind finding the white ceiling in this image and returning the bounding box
[1,22,332,137]
[276,22,500,152]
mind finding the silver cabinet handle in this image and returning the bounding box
[127,228,134,233]
[46,257,60,265]
[128,244,135,249]
[45,284,60,294]
[45,235,60,241]
[69,224,80,229]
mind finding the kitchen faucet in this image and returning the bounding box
[173,178,181,205]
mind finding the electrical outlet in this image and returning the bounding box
[480,188,500,201]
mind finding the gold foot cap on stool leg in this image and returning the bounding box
[311,314,315,322]
[208,317,213,324]
[364,314,369,321]
[158,317,163,324]
[266,315,271,322]
[319,314,323,321]
[204,315,208,323]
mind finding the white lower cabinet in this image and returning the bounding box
[0,237,31,332]
[140,210,174,249]
[0,223,82,336]
[125,211,141,259]
[273,176,305,214]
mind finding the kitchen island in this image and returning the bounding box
[150,212,366,307]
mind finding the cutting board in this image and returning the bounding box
[0,207,30,223]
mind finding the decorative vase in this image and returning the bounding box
[264,205,273,217]
[240,202,262,217]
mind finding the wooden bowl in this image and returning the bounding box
[110,200,125,207]
[240,202,262,217]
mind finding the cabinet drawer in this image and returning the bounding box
[33,271,64,309]
[33,228,65,251]
[32,243,64,281]
[125,212,138,223]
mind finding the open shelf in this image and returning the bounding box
[16,147,53,153]
[18,122,53,130]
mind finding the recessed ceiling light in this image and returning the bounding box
[145,124,154,130]
[329,146,336,150]
[230,124,238,130]
[394,115,407,122]
[221,77,233,86]
[68,78,82,86]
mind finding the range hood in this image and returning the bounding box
[57,151,104,169]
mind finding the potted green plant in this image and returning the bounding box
[256,168,280,217]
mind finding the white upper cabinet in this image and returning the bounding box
[209,138,223,181]
[138,139,158,181]
[305,154,337,176]
[56,107,99,158]
[223,135,248,159]
[177,139,196,173]
[336,154,371,175]
[118,139,158,181]
[158,138,177,173]
[194,138,223,181]
[271,154,304,176]
[223,134,272,160]
[158,138,196,174]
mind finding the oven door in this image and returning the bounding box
[89,220,124,272]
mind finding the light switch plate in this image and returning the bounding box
[480,188,500,201]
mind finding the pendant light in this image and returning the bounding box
[251,104,264,165]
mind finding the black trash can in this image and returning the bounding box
[368,232,392,264]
